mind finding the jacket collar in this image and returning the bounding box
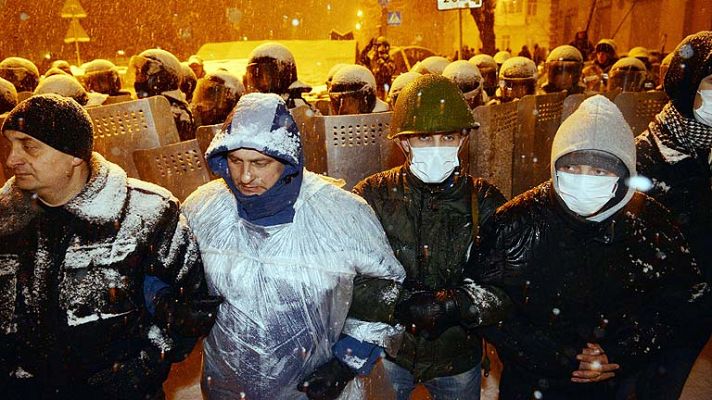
[63,153,128,224]
[403,164,467,197]
[0,153,127,234]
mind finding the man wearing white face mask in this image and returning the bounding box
[476,94,709,400]
[350,75,511,400]
[633,31,712,400]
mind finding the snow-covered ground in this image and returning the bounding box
[165,336,712,400]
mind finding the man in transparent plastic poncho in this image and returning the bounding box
[181,93,406,400]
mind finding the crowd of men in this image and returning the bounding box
[0,30,711,400]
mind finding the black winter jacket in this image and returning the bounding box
[477,181,709,391]
[0,154,207,399]
[636,129,712,285]
[351,166,510,381]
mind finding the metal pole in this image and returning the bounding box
[612,0,639,39]
[73,18,81,65]
[458,8,463,60]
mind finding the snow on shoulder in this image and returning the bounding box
[249,42,296,65]
[331,64,376,89]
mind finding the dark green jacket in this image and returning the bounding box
[350,165,510,382]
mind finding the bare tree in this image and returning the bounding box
[470,0,497,54]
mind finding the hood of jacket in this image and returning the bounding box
[550,94,636,222]
[665,31,712,118]
[204,92,304,226]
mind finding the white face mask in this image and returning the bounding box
[694,89,712,127]
[408,146,460,184]
[556,171,619,217]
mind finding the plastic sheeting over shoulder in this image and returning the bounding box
[181,172,404,399]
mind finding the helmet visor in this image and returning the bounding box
[244,61,282,94]
[0,67,36,92]
[500,78,536,100]
[192,79,238,112]
[329,88,371,115]
[84,70,120,94]
[547,61,582,91]
[608,70,645,92]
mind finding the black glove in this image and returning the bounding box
[298,358,357,400]
[154,292,223,338]
[86,354,166,399]
[394,289,463,340]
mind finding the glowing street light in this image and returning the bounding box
[355,22,362,30]
[357,9,364,18]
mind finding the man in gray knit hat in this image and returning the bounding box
[476,95,709,400]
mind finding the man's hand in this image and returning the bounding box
[298,358,356,400]
[394,289,462,340]
[571,343,620,383]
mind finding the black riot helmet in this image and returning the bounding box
[190,71,244,127]
[328,64,377,115]
[0,57,40,92]
[544,45,584,93]
[607,57,647,92]
[82,59,122,95]
[128,49,182,98]
[243,43,298,95]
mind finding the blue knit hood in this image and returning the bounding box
[205,93,304,226]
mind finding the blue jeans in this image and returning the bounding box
[382,358,481,400]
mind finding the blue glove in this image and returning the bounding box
[332,334,383,376]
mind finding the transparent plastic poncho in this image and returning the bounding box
[182,172,405,399]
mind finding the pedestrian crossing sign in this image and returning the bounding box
[387,11,402,26]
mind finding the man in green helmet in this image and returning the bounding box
[348,74,512,399]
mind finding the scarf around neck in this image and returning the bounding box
[651,102,712,156]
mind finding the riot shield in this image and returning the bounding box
[132,139,212,201]
[523,92,567,191]
[300,111,402,190]
[196,124,221,158]
[469,101,520,200]
[561,93,587,123]
[103,94,134,105]
[87,96,180,177]
[614,91,668,136]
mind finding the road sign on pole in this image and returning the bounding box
[64,19,90,43]
[61,0,87,18]
[437,0,483,11]
[387,11,401,26]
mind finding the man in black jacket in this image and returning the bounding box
[478,94,709,400]
[0,94,216,399]
[633,30,712,400]
[347,75,511,400]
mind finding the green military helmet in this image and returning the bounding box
[389,74,478,139]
